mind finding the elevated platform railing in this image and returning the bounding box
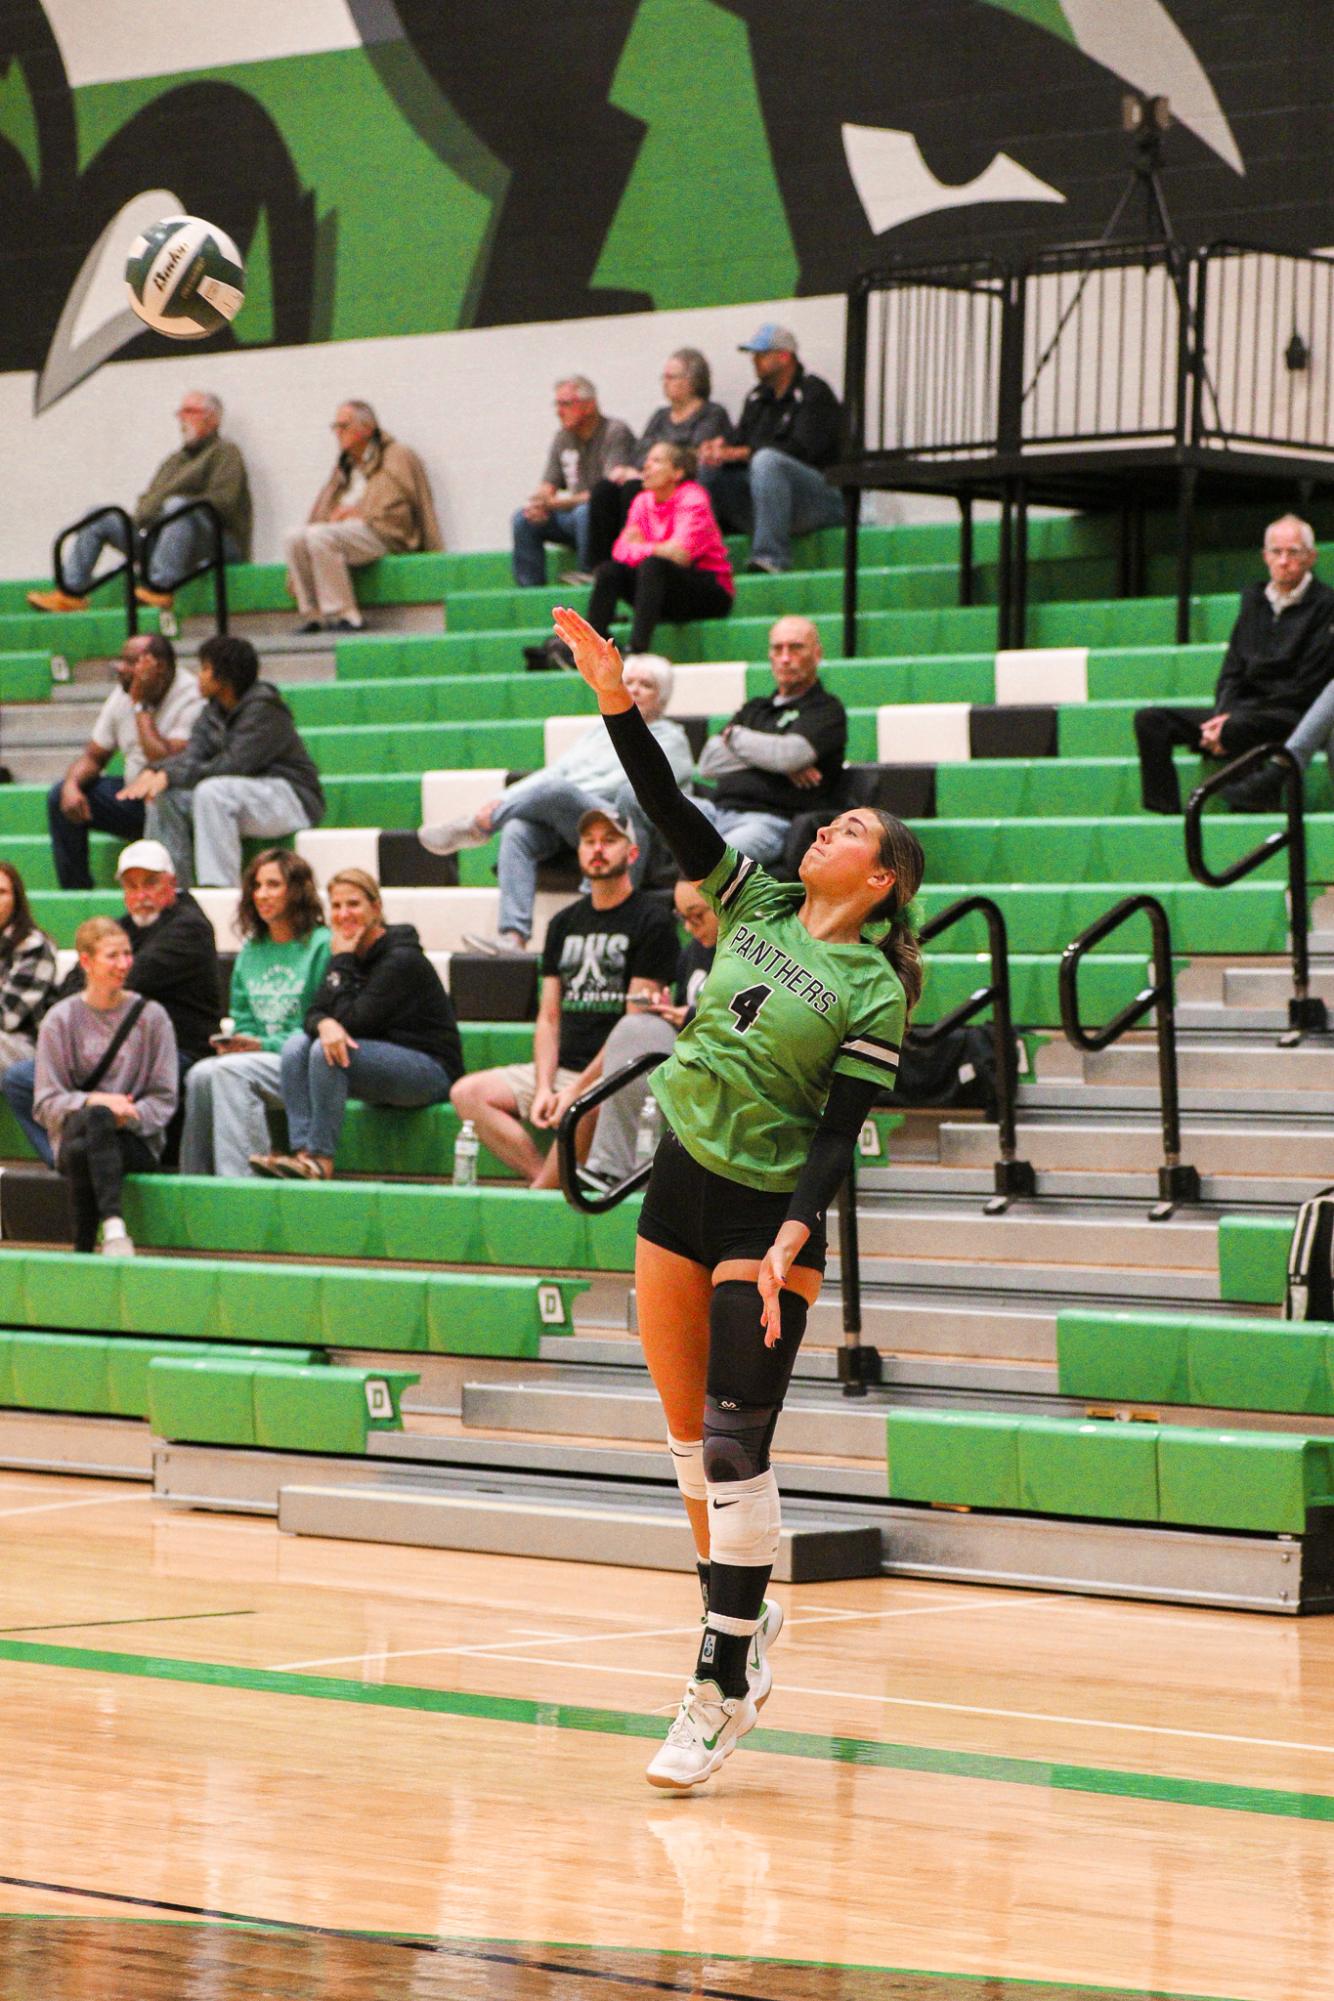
[54,506,139,637]
[1184,743,1328,1045]
[1059,894,1200,1221]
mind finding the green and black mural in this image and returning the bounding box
[2,0,1330,407]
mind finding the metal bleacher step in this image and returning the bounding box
[1224,965,1334,1008]
[462,1376,887,1457]
[847,1199,1220,1271]
[1082,1041,1334,1091]
[827,1250,1218,1301]
[1019,1080,1334,1117]
[273,1471,884,1580]
[936,1116,1334,1180]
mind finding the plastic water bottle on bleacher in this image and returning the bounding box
[634,1097,659,1170]
[453,1120,479,1187]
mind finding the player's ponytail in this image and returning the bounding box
[868,811,924,1018]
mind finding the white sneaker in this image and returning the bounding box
[646,1677,757,1792]
[99,1231,136,1257]
[746,1598,784,1709]
[418,815,488,856]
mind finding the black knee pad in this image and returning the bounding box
[703,1280,809,1482]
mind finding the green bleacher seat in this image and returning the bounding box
[1057,1309,1334,1419]
[147,1354,419,1454]
[1217,1218,1292,1306]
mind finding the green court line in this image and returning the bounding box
[2,1633,1332,1832]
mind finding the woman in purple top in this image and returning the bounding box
[34,916,178,1255]
[586,443,735,654]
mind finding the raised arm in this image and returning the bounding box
[551,608,724,882]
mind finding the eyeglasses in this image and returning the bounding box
[1265,544,1309,558]
[331,419,358,432]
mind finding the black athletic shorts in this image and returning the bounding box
[637,1126,827,1274]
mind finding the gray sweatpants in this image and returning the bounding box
[179,1050,283,1177]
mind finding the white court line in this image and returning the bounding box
[268,1594,1059,1674]
[0,1492,153,1521]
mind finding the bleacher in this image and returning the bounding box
[4,502,1334,1608]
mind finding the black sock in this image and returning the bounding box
[696,1560,710,1615]
[694,1560,771,1699]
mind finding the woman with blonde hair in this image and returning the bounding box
[252,869,462,1179]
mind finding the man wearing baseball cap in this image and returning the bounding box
[1,837,221,1165]
[695,322,843,573]
[449,805,678,1189]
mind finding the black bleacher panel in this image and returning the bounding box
[969,706,1058,760]
[377,833,460,888]
[449,953,539,1021]
[0,1166,70,1244]
[848,765,937,820]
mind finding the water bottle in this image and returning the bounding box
[634,1096,660,1168]
[453,1119,479,1187]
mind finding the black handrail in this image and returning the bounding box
[556,1050,666,1213]
[139,499,229,632]
[916,894,1034,1214]
[1059,895,1200,1220]
[54,506,138,637]
[1184,743,1327,1045]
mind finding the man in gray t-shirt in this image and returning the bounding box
[512,375,634,588]
[47,632,205,890]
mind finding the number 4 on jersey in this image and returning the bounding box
[728,983,773,1034]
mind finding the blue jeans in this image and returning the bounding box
[490,771,642,940]
[511,503,591,587]
[63,495,240,594]
[47,775,145,890]
[280,1032,455,1159]
[693,798,793,866]
[1285,682,1334,771]
[698,449,842,570]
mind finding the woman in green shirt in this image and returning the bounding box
[552,605,923,1793]
[180,849,330,1176]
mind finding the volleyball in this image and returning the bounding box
[124,214,245,342]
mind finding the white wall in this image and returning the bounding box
[0,294,850,576]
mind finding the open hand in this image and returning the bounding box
[551,608,627,702]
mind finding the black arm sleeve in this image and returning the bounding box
[603,702,725,881]
[784,1073,884,1231]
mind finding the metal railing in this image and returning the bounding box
[556,1051,666,1214]
[1059,895,1200,1220]
[916,895,1034,1215]
[847,256,1012,462]
[1021,239,1188,450]
[1184,743,1327,1044]
[54,506,139,636]
[1197,244,1334,455]
[139,499,230,632]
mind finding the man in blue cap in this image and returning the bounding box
[695,324,843,573]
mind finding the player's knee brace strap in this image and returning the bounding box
[666,1432,706,1502]
[706,1467,781,1569]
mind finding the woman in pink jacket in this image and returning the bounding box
[587,442,734,653]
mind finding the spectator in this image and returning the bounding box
[512,377,636,588]
[47,633,205,890]
[419,654,692,952]
[1135,517,1334,815]
[122,634,325,887]
[2,837,222,1167]
[450,808,679,1188]
[27,391,250,614]
[578,876,718,1195]
[0,863,58,1082]
[284,401,442,634]
[251,870,462,1181]
[34,916,177,1256]
[180,850,332,1178]
[695,325,843,575]
[695,615,848,864]
[587,443,734,654]
[585,350,733,569]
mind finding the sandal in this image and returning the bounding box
[248,1152,293,1179]
[289,1152,333,1181]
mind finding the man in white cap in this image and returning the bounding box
[1,838,221,1165]
[695,323,843,573]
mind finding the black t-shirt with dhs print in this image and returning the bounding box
[542,891,680,1071]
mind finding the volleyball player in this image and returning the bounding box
[551,606,922,1791]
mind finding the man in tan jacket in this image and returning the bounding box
[284,401,442,632]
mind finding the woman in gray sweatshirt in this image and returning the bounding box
[34,917,178,1255]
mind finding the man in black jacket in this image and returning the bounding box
[1134,518,1334,813]
[121,633,325,884]
[1,836,222,1165]
[696,324,842,574]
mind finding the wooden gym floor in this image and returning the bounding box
[1,1468,1332,1999]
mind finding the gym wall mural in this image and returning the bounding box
[2,0,1330,411]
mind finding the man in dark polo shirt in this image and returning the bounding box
[1134,515,1334,814]
[695,323,843,573]
[694,615,847,865]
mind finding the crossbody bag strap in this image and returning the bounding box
[77,995,149,1096]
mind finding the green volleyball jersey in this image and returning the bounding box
[650,846,906,1192]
